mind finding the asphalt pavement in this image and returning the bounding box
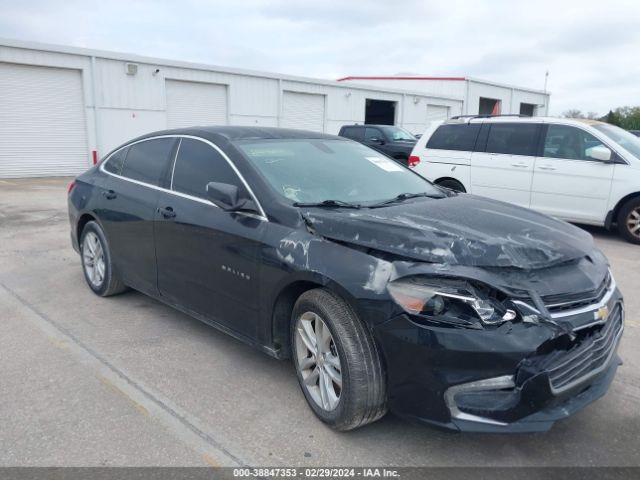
[0,177,639,467]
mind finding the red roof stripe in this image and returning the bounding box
[336,76,466,81]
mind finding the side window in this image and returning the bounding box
[172,138,248,199]
[543,125,607,161]
[364,128,383,142]
[485,123,539,156]
[341,127,363,141]
[426,124,481,152]
[103,147,128,175]
[120,138,176,186]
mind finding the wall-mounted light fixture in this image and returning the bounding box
[413,96,421,105]
[125,63,138,76]
[345,92,352,98]
[152,68,160,76]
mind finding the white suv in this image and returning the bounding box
[410,116,640,244]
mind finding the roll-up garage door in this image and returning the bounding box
[165,80,228,129]
[282,91,325,132]
[0,63,88,178]
[426,104,450,123]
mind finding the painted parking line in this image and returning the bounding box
[0,282,247,467]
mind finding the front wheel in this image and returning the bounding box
[291,289,387,431]
[617,198,640,244]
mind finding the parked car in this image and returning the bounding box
[630,130,640,137]
[68,127,623,432]
[339,124,418,166]
[410,116,640,243]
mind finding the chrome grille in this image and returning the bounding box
[543,271,612,315]
[547,303,623,393]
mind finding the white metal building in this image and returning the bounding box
[0,39,467,178]
[337,76,550,119]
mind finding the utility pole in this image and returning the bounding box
[544,70,549,93]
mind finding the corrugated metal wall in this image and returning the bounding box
[0,41,470,177]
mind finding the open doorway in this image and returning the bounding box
[519,103,536,116]
[479,97,501,115]
[365,99,396,125]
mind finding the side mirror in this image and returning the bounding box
[588,145,612,162]
[205,182,257,213]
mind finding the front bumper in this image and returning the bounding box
[374,289,624,433]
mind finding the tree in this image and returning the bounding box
[606,110,622,127]
[562,109,584,119]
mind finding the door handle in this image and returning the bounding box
[511,162,529,168]
[158,206,176,219]
[102,190,117,200]
[538,165,557,171]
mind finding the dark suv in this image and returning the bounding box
[339,124,418,166]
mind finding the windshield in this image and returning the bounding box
[380,126,416,141]
[236,139,440,205]
[592,123,640,160]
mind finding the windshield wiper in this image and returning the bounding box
[368,192,444,208]
[293,199,362,209]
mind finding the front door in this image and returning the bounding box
[530,124,615,223]
[470,122,541,208]
[154,137,266,339]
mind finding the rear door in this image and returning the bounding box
[363,127,386,151]
[154,137,266,339]
[470,122,541,208]
[98,137,178,296]
[530,124,615,222]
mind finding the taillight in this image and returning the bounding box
[408,155,421,168]
[67,180,76,194]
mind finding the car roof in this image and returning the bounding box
[443,116,608,127]
[132,126,343,143]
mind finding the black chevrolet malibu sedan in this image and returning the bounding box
[68,127,624,432]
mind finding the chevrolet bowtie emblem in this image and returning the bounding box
[595,306,609,321]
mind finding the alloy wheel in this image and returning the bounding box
[295,311,342,411]
[82,231,106,287]
[626,208,640,240]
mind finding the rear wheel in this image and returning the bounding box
[291,288,387,431]
[80,221,127,296]
[617,197,640,244]
[436,178,466,193]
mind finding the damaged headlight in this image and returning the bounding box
[387,277,517,328]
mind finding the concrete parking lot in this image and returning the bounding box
[1,177,639,467]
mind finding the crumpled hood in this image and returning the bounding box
[302,194,596,269]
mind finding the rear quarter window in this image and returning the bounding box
[426,124,481,152]
[340,127,363,141]
[103,147,127,175]
[120,138,177,186]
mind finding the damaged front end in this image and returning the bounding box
[372,262,624,432]
[290,194,624,432]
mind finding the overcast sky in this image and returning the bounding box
[1,0,639,115]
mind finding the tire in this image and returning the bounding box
[80,221,128,296]
[436,178,466,193]
[291,288,387,431]
[617,197,640,244]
